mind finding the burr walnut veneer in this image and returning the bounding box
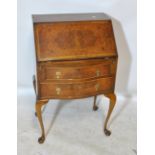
[32,13,118,144]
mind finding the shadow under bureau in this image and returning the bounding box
[32,13,118,144]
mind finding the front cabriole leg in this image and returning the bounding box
[104,93,116,136]
[35,99,49,144]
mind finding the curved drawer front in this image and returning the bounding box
[38,59,116,81]
[44,64,110,80]
[39,77,114,99]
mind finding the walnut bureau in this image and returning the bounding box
[32,13,118,144]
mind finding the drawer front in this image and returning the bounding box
[39,77,114,99]
[38,59,116,81]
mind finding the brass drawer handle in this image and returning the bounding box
[105,57,110,60]
[96,70,100,77]
[56,71,61,79]
[95,83,100,91]
[56,87,61,95]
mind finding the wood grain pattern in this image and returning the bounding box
[34,21,117,61]
[38,58,116,82]
[39,77,114,99]
[33,14,118,144]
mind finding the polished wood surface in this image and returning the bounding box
[33,13,118,144]
[38,58,116,81]
[34,21,117,61]
[104,93,116,136]
[39,77,114,99]
[35,99,49,144]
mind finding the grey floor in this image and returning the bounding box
[18,89,137,155]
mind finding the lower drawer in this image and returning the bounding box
[39,77,114,99]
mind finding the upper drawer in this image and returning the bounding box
[38,58,117,81]
[34,20,117,61]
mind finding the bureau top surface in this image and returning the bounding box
[33,13,117,61]
[32,13,111,23]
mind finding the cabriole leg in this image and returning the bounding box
[93,95,98,111]
[35,99,48,144]
[104,93,116,136]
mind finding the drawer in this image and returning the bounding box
[38,58,117,81]
[39,77,114,99]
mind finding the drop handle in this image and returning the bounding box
[105,57,110,60]
[56,87,61,95]
[95,83,100,91]
[56,71,61,79]
[112,60,115,64]
[96,70,100,77]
